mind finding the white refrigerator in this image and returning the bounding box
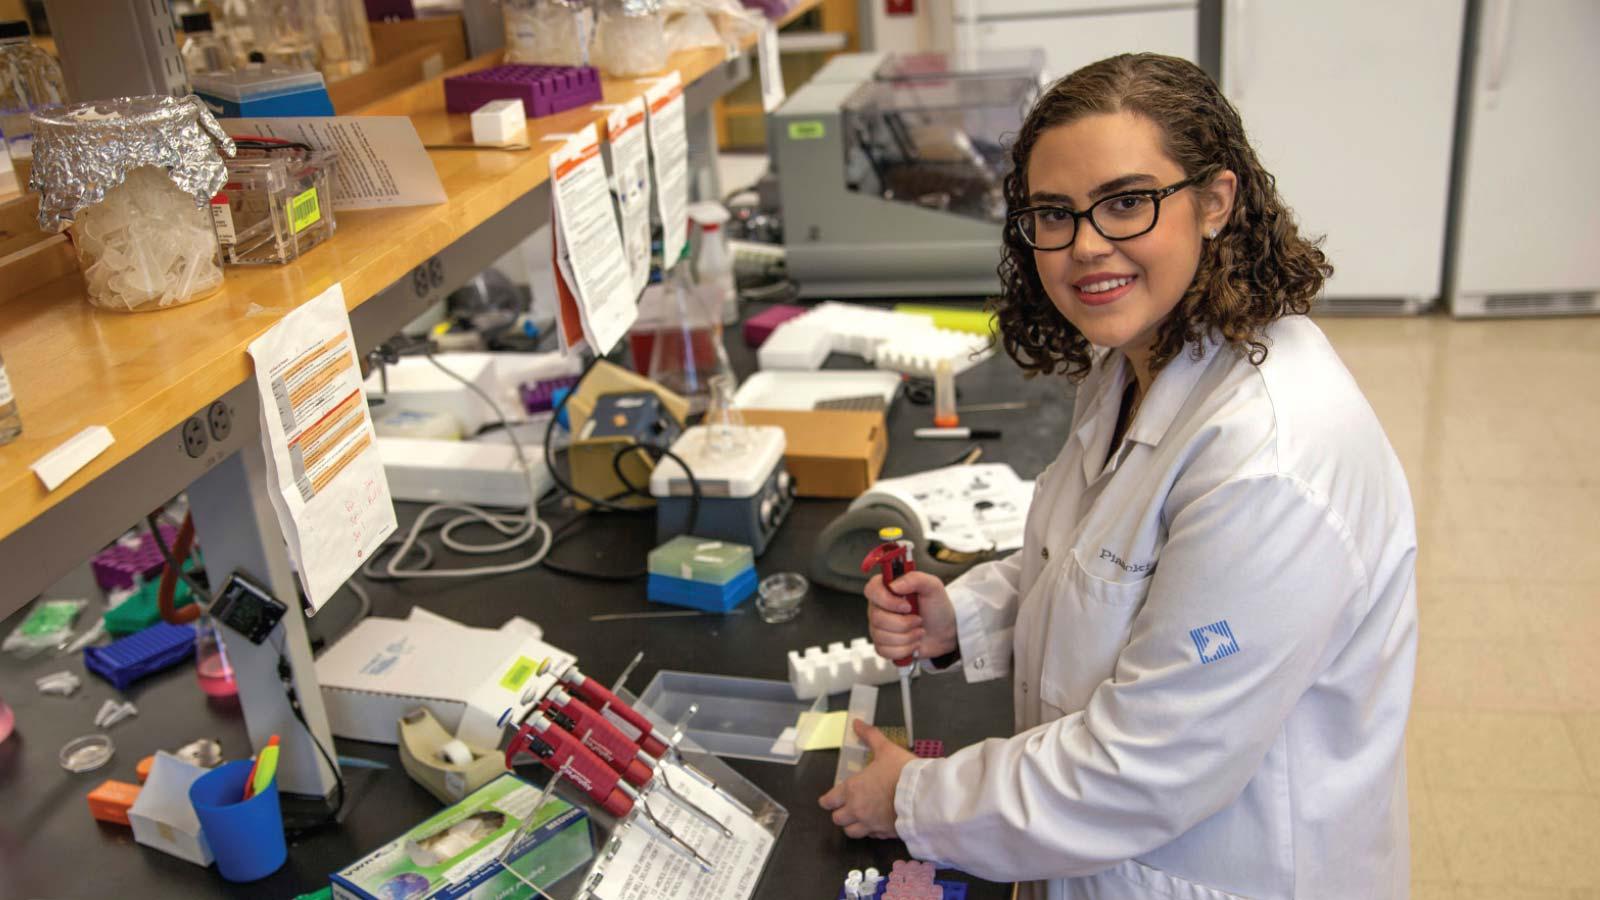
[1221,0,1466,314]
[1446,0,1600,317]
[953,0,1200,83]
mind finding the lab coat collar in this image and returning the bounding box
[1125,333,1221,449]
[1073,352,1132,484]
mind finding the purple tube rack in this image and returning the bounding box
[520,375,582,414]
[444,65,604,118]
[91,523,180,592]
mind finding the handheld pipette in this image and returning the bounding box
[862,527,920,744]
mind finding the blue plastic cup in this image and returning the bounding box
[188,759,288,882]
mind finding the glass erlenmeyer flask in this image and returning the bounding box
[704,373,748,456]
[648,252,734,417]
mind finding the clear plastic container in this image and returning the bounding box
[180,12,235,76]
[636,670,823,764]
[214,148,338,265]
[592,0,667,78]
[504,0,593,67]
[71,166,225,311]
[0,19,67,185]
[308,0,374,81]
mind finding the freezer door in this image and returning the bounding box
[1452,0,1600,297]
[1223,0,1466,305]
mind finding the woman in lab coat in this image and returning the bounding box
[820,53,1418,899]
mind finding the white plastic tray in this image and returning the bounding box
[731,370,901,411]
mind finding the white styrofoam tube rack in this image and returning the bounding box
[788,637,913,700]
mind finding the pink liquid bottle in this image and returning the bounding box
[194,616,237,698]
[0,693,14,743]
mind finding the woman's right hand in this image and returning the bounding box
[865,570,958,663]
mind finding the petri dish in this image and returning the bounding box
[59,733,115,773]
[756,572,808,624]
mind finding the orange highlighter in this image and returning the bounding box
[243,734,280,800]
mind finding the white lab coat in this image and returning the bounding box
[894,316,1417,899]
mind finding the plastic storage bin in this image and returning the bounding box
[637,670,823,764]
[214,148,338,264]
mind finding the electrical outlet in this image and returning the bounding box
[183,417,208,458]
[207,401,231,442]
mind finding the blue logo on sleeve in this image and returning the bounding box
[1190,620,1240,664]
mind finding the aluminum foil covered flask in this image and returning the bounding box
[30,95,236,312]
[592,0,668,78]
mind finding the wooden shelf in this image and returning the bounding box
[0,0,823,545]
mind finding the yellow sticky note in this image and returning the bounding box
[796,711,849,751]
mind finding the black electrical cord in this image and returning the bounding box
[542,355,660,514]
[537,510,649,582]
[272,630,347,838]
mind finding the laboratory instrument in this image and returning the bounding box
[179,12,234,76]
[770,52,1041,297]
[0,348,19,445]
[649,424,794,555]
[31,96,234,312]
[503,714,717,872]
[567,389,683,509]
[214,143,339,265]
[862,526,920,743]
[503,0,593,67]
[0,18,67,182]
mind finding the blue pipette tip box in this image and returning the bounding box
[645,568,758,613]
[84,621,196,690]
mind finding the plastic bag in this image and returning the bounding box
[505,0,594,67]
[665,7,723,52]
[3,598,87,657]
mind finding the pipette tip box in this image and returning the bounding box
[84,621,196,691]
[444,64,603,118]
[646,568,759,613]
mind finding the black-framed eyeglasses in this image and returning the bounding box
[1008,175,1202,251]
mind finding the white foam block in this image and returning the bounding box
[31,425,113,491]
[471,99,527,146]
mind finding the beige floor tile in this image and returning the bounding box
[1410,779,1452,884]
[1416,579,1523,642]
[1432,790,1600,889]
[1565,714,1600,793]
[1413,637,1557,712]
[1517,582,1600,645]
[1411,710,1590,792]
[1545,643,1600,712]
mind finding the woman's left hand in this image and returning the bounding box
[818,719,915,839]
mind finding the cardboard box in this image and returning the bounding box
[331,774,593,900]
[737,408,887,499]
[128,752,213,867]
[315,608,574,748]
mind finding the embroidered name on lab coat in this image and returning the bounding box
[1099,547,1154,575]
[1190,620,1240,664]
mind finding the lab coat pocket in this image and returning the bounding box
[1035,549,1153,716]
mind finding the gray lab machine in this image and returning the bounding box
[771,51,1042,298]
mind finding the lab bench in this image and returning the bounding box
[0,320,1074,898]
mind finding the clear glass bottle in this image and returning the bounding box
[0,348,20,445]
[0,18,67,186]
[180,12,235,77]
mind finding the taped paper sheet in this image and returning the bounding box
[644,72,688,270]
[604,96,653,300]
[551,123,638,355]
[248,284,397,612]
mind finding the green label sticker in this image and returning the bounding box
[288,187,321,234]
[788,120,825,141]
[499,655,538,691]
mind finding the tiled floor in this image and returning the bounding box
[1317,315,1600,900]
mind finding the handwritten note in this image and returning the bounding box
[248,284,396,612]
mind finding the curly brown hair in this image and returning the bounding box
[991,53,1332,380]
